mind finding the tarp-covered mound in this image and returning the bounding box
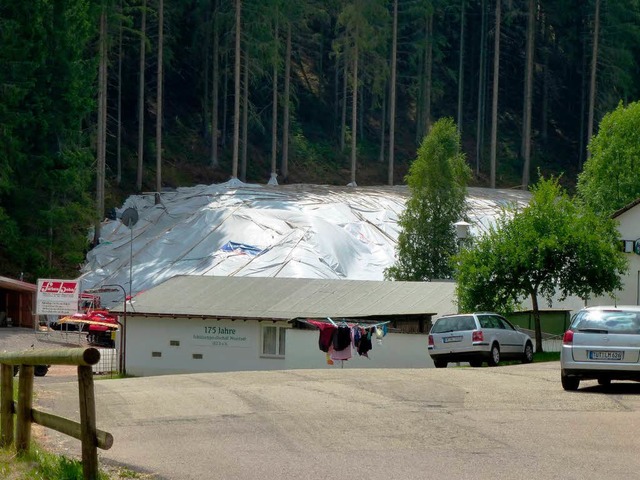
[78,181,530,304]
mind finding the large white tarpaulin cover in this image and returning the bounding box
[78,181,531,306]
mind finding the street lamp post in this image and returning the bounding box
[454,220,472,250]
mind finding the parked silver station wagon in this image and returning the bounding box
[561,305,640,391]
[428,312,534,368]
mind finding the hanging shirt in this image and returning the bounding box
[307,320,338,353]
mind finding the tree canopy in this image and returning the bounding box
[577,101,640,217]
[385,117,471,281]
[455,176,627,352]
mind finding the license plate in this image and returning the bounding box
[443,336,463,343]
[588,351,623,361]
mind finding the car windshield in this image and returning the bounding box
[572,310,640,335]
[431,315,476,333]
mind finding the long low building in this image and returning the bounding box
[112,275,457,376]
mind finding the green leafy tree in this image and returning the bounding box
[385,117,471,281]
[577,101,640,217]
[455,176,628,352]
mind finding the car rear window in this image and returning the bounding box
[573,310,640,335]
[431,315,476,333]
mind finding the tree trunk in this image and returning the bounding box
[476,0,487,175]
[270,19,279,183]
[541,11,549,144]
[531,291,543,353]
[136,0,147,192]
[222,50,229,148]
[94,8,107,246]
[232,0,241,179]
[379,85,386,164]
[387,0,398,186]
[116,1,123,185]
[156,0,164,193]
[334,53,340,143]
[281,23,291,181]
[340,59,347,152]
[457,0,465,135]
[521,0,535,189]
[489,0,501,189]
[422,13,433,137]
[587,0,600,160]
[210,0,220,168]
[415,46,424,145]
[350,39,359,186]
[578,17,588,170]
[202,7,210,140]
[241,48,249,182]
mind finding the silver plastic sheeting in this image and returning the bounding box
[78,181,530,306]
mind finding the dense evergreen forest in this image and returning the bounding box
[1,0,639,280]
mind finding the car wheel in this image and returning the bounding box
[561,372,580,391]
[487,344,500,366]
[597,378,611,386]
[34,365,49,377]
[13,365,19,377]
[522,342,534,364]
[433,359,448,369]
[469,360,483,367]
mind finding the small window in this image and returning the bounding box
[169,340,180,346]
[192,353,203,359]
[261,325,286,357]
[498,317,515,331]
[479,315,500,329]
[152,351,162,358]
[431,316,475,333]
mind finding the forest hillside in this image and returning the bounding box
[1,0,639,280]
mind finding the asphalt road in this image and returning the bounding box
[32,361,640,480]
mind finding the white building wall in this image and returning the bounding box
[284,329,433,369]
[124,316,434,376]
[612,208,640,306]
[125,317,288,376]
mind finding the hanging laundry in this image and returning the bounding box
[296,318,390,363]
[332,325,352,351]
[358,332,373,357]
[307,319,337,353]
[353,326,361,348]
[326,352,334,365]
[330,342,352,361]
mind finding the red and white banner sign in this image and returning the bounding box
[36,279,80,315]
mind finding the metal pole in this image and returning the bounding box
[129,220,133,298]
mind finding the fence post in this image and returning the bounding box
[16,365,34,453]
[0,364,13,447]
[78,365,98,480]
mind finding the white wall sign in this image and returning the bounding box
[192,324,249,348]
[36,279,80,315]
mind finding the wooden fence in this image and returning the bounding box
[0,347,113,480]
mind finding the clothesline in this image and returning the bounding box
[292,317,391,367]
[293,317,391,329]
